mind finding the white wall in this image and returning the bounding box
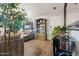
[67,12,79,26]
[20,3,79,34]
[32,13,64,40]
[19,3,79,40]
[31,8,79,40]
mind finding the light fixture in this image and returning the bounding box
[74,3,78,5]
[53,7,56,10]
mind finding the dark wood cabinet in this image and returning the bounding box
[36,18,47,40]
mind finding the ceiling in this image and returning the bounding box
[19,3,79,18]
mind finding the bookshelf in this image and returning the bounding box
[36,18,47,40]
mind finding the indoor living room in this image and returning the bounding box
[22,3,79,56]
[0,3,79,56]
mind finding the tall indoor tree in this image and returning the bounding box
[0,3,28,53]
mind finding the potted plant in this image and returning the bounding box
[51,25,67,39]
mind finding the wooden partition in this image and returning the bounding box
[0,36,24,56]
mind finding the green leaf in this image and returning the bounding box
[0,3,28,33]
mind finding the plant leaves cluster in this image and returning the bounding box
[0,3,28,33]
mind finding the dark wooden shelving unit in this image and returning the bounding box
[36,18,47,40]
